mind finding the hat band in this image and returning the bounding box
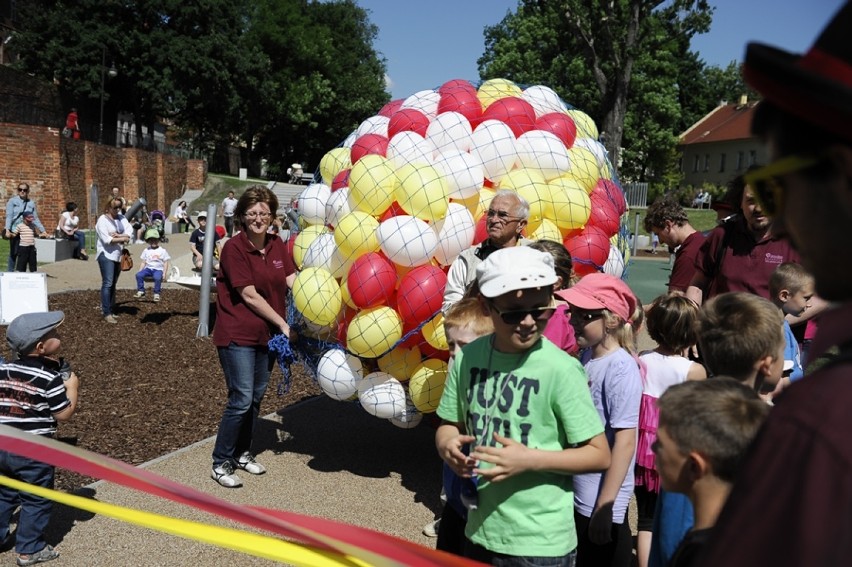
[800,48,852,89]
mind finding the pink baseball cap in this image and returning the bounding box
[555,273,638,322]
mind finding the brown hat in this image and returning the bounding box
[743,2,852,143]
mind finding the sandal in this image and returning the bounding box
[17,544,59,566]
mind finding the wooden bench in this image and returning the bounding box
[35,238,77,263]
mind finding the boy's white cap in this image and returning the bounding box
[476,246,557,298]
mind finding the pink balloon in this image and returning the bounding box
[564,226,610,273]
[347,253,398,309]
[437,88,483,129]
[388,108,430,139]
[331,169,350,191]
[350,133,389,163]
[378,99,404,118]
[481,97,536,137]
[438,79,477,96]
[535,112,577,148]
[397,265,448,325]
[472,214,488,245]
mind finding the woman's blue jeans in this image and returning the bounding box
[71,231,86,258]
[0,450,55,555]
[212,344,273,467]
[97,253,121,316]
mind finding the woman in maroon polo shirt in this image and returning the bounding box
[210,185,297,488]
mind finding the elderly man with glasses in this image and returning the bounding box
[4,183,47,271]
[442,190,531,313]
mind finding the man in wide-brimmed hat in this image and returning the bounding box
[699,3,852,566]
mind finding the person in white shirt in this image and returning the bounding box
[220,191,238,237]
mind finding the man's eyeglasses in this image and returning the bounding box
[570,310,605,324]
[486,209,521,223]
[744,153,824,217]
[245,212,272,220]
[489,302,555,325]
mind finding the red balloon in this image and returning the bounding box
[535,112,577,148]
[388,108,430,139]
[473,214,488,245]
[437,88,483,129]
[379,201,406,223]
[397,265,448,326]
[438,79,477,96]
[588,189,622,237]
[378,99,403,118]
[592,179,628,216]
[419,342,450,362]
[481,97,536,137]
[564,226,610,272]
[336,306,358,347]
[347,253,398,309]
[398,323,422,349]
[331,169,350,192]
[350,134,389,164]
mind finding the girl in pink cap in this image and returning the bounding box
[557,273,643,567]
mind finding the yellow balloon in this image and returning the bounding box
[395,163,449,222]
[452,192,484,219]
[500,169,550,226]
[347,306,403,358]
[334,211,379,261]
[477,78,523,110]
[292,268,342,327]
[529,218,561,242]
[339,272,357,309]
[349,154,397,216]
[566,146,601,193]
[548,177,592,231]
[292,225,329,269]
[319,147,351,185]
[408,358,449,413]
[378,345,422,382]
[422,313,448,350]
[612,233,631,265]
[566,109,599,140]
[477,187,497,217]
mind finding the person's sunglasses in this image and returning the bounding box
[489,302,555,325]
[486,209,521,223]
[569,309,605,324]
[744,153,824,217]
[18,188,29,193]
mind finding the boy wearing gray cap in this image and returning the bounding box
[0,311,79,566]
[436,246,610,565]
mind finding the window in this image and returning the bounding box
[736,151,744,170]
[749,150,757,166]
[704,154,710,172]
[719,153,726,173]
[693,155,700,173]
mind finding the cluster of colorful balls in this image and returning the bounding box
[290,78,629,426]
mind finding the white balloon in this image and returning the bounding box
[517,130,571,181]
[433,203,475,266]
[401,89,440,121]
[574,138,609,168]
[387,131,434,169]
[302,233,346,278]
[522,85,567,118]
[603,244,626,278]
[377,215,439,267]
[389,396,423,429]
[325,187,352,228]
[470,119,518,183]
[358,371,407,419]
[353,115,390,139]
[426,111,472,155]
[341,131,357,149]
[298,184,332,225]
[432,150,484,200]
[316,349,363,401]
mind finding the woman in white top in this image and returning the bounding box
[57,201,88,260]
[96,198,132,323]
[175,200,195,233]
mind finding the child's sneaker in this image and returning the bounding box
[16,544,59,566]
[134,291,144,299]
[153,293,161,303]
[422,519,440,538]
[236,451,266,475]
[211,462,242,488]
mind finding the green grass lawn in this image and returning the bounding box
[627,207,718,236]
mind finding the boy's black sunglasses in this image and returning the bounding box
[488,302,556,325]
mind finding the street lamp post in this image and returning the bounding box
[98,46,118,145]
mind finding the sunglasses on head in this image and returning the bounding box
[489,302,555,325]
[744,153,825,217]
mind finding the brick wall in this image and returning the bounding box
[0,122,206,229]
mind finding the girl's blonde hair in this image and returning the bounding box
[603,298,643,355]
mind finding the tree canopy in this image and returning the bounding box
[10,0,389,177]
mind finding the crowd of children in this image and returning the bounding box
[434,243,812,567]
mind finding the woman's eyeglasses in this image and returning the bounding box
[489,303,555,325]
[744,153,825,217]
[244,212,272,220]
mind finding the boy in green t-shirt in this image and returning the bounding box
[436,246,610,564]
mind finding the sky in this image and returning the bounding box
[356,0,846,101]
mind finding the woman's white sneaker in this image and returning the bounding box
[236,452,266,475]
[211,461,242,487]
